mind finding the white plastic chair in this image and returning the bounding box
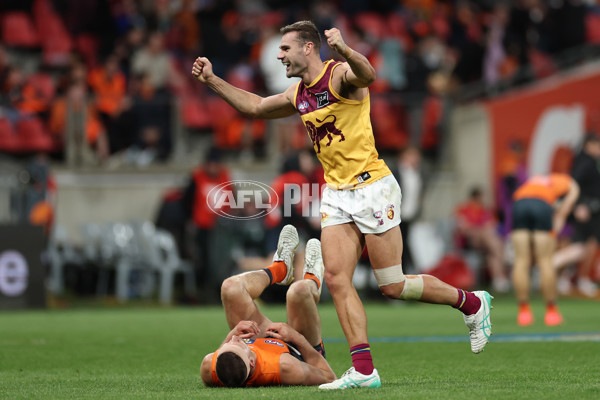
[153,228,196,305]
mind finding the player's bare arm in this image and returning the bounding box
[279,353,336,386]
[324,28,376,91]
[221,320,261,345]
[192,57,296,119]
[266,323,336,384]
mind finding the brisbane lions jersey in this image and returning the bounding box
[293,60,390,189]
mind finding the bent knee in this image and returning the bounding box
[380,281,405,299]
[287,280,314,302]
[323,269,350,294]
[220,275,243,300]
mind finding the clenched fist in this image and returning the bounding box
[324,28,352,59]
[191,57,214,83]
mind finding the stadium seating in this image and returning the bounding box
[0,119,21,152]
[1,12,39,48]
[153,229,196,305]
[80,221,195,304]
[26,73,56,101]
[15,117,55,153]
[370,95,409,150]
[181,95,213,130]
[46,224,85,295]
[33,0,73,66]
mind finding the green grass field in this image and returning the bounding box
[1,295,599,399]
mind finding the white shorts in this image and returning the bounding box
[320,174,402,234]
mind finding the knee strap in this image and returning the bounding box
[399,275,424,300]
[373,264,405,287]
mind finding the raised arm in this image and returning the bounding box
[324,28,376,88]
[191,57,297,119]
[266,323,336,385]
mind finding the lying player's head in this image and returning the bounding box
[215,337,254,387]
[280,20,321,53]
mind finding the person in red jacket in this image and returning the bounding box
[182,147,231,300]
[201,225,335,387]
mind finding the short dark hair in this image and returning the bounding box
[215,352,248,387]
[280,20,321,51]
[583,133,600,146]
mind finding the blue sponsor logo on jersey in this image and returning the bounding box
[264,339,285,347]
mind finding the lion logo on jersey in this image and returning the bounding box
[305,115,345,153]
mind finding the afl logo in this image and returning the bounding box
[298,101,309,112]
[207,180,279,220]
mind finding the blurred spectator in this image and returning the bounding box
[129,72,171,160]
[131,31,171,91]
[496,140,528,237]
[264,149,324,252]
[182,147,231,302]
[448,1,485,85]
[155,187,189,260]
[484,2,510,86]
[49,65,109,165]
[87,54,128,154]
[554,134,600,297]
[454,186,510,293]
[0,66,26,124]
[166,0,200,57]
[391,146,425,274]
[123,125,162,167]
[10,154,56,237]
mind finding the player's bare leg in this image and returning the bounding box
[320,223,382,390]
[221,270,273,333]
[534,231,557,303]
[533,231,563,325]
[511,230,534,325]
[321,223,366,347]
[287,239,325,346]
[221,270,271,331]
[221,225,299,334]
[366,226,493,354]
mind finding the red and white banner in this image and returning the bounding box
[485,64,600,185]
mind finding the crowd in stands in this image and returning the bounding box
[1,0,599,164]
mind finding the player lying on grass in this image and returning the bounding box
[200,225,336,387]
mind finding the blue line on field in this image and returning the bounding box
[324,331,600,344]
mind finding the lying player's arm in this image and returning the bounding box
[266,323,336,385]
[200,353,216,387]
[279,353,336,386]
[221,320,261,345]
[192,57,297,119]
[324,28,375,88]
